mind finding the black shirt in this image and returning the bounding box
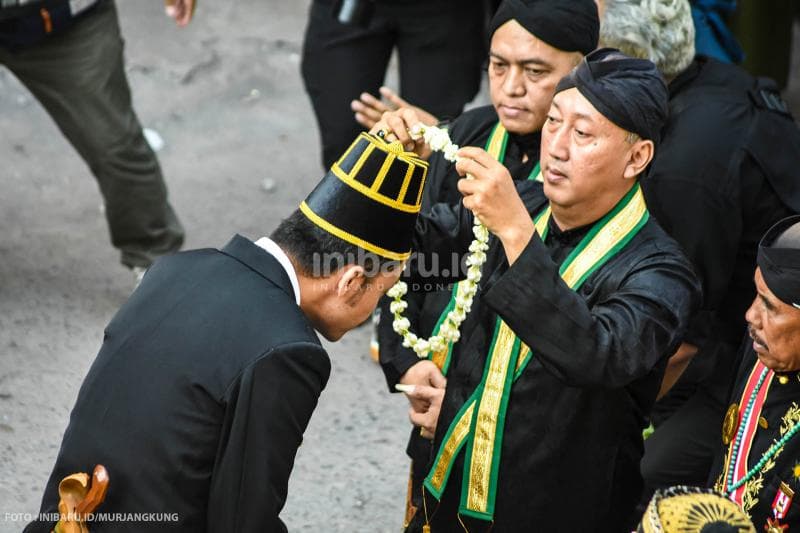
[404,183,700,531]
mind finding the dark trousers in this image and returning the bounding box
[301,0,485,169]
[639,387,725,509]
[0,0,184,268]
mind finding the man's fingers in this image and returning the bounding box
[384,114,415,150]
[354,112,375,129]
[457,146,495,167]
[359,92,387,111]
[408,408,437,439]
[406,384,443,402]
[429,371,447,389]
[408,407,432,428]
[455,156,484,178]
[457,176,479,196]
[381,86,410,109]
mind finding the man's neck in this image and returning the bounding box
[549,185,635,231]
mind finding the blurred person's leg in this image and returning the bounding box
[394,0,485,123]
[301,0,395,169]
[0,0,184,269]
[639,388,723,508]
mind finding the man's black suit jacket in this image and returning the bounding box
[25,234,330,532]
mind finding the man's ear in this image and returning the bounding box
[623,139,655,180]
[336,264,367,299]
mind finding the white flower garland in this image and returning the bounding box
[387,124,490,359]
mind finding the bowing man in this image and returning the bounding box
[24,133,429,533]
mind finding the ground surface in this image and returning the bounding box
[2,3,800,532]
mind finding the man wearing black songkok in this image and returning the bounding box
[708,216,800,530]
[375,48,700,532]
[372,1,600,525]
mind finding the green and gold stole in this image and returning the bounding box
[423,122,650,521]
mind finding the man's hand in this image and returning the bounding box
[456,146,535,264]
[369,108,433,160]
[399,360,446,388]
[352,87,439,130]
[399,360,446,409]
[398,361,446,438]
[404,385,445,440]
[657,342,698,400]
[165,0,195,27]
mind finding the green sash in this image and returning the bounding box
[428,122,541,374]
[424,173,650,522]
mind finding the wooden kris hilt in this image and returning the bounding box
[52,465,109,533]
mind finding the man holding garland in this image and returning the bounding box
[374,49,700,531]
[372,1,600,524]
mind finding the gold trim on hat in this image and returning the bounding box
[299,201,411,261]
[372,153,397,192]
[331,133,428,213]
[331,166,421,214]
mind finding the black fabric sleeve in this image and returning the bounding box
[207,342,330,532]
[409,201,475,287]
[483,232,700,388]
[644,175,740,342]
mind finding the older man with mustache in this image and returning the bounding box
[709,215,800,530]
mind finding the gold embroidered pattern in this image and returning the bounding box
[739,402,800,516]
[560,188,647,287]
[466,323,517,512]
[428,402,476,492]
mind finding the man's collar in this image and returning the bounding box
[220,234,300,305]
[547,214,594,244]
[254,237,301,305]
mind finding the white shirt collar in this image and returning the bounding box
[254,237,301,305]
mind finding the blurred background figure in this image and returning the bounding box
[0,0,193,278]
[690,0,743,64]
[301,0,487,170]
[730,0,799,89]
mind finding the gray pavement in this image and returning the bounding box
[0,2,412,531]
[3,3,800,533]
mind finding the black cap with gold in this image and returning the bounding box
[638,486,755,533]
[757,215,800,308]
[299,132,429,261]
